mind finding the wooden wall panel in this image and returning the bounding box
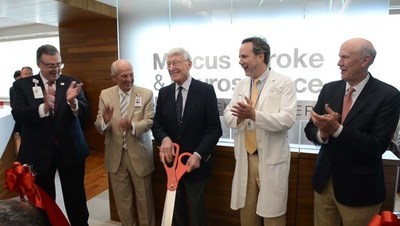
[58,16,118,155]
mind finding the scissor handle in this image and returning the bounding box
[175,152,192,182]
[164,143,180,191]
[163,143,192,191]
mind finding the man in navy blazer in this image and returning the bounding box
[152,47,222,226]
[304,38,400,226]
[11,44,90,226]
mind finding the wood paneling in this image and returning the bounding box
[58,14,118,158]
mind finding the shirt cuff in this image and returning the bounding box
[316,130,328,144]
[100,119,110,132]
[67,98,79,116]
[130,122,136,136]
[332,124,343,138]
[38,103,50,118]
[193,152,202,160]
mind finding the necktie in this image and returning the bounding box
[120,92,128,150]
[47,81,55,115]
[245,79,259,154]
[176,86,183,129]
[341,87,355,123]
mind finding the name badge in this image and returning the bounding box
[32,86,44,99]
[134,96,142,107]
[246,119,256,131]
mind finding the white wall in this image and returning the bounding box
[0,37,59,99]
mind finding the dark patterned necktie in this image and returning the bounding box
[176,86,183,129]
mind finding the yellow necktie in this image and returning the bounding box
[245,79,259,154]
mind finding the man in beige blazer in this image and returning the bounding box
[94,59,155,226]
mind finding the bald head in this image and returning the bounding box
[111,59,133,76]
[341,38,376,66]
[110,59,134,92]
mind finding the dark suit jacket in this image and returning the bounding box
[11,74,89,175]
[304,74,400,207]
[152,78,222,181]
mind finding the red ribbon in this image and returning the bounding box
[369,211,400,226]
[5,161,70,226]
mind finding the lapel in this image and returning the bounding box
[127,85,137,119]
[330,81,347,115]
[54,76,68,115]
[167,83,180,128]
[256,73,273,110]
[112,86,122,117]
[343,76,376,124]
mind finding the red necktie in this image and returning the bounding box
[47,81,56,115]
[341,87,355,123]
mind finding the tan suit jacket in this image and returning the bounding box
[94,85,154,177]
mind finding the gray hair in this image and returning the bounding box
[110,59,132,76]
[166,47,192,61]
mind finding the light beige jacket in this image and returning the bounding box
[94,85,154,176]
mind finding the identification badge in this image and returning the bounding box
[246,119,256,130]
[32,86,44,99]
[134,96,142,107]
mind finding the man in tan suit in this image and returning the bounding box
[94,59,155,226]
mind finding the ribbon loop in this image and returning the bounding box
[4,161,70,226]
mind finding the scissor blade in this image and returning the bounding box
[161,190,176,226]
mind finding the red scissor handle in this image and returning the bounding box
[163,143,192,191]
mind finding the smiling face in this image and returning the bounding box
[112,60,134,92]
[167,54,191,85]
[37,53,62,82]
[239,42,266,79]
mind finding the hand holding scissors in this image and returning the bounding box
[161,143,192,226]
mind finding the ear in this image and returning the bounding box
[361,55,371,67]
[257,53,265,63]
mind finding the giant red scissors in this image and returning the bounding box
[161,143,192,226]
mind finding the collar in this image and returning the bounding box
[118,87,131,96]
[39,72,60,85]
[175,76,192,91]
[346,73,370,92]
[253,67,270,83]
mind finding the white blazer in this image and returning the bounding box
[223,69,297,217]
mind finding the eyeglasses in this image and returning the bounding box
[167,60,189,68]
[39,60,64,69]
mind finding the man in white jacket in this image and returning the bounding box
[223,36,297,226]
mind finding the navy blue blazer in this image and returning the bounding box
[11,74,89,175]
[304,74,400,207]
[152,78,222,181]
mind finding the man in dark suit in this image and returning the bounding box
[11,44,90,226]
[152,47,222,226]
[304,38,400,226]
